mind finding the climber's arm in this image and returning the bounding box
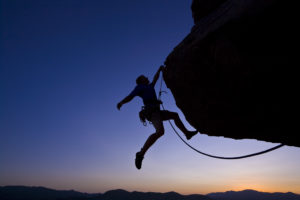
[117,95,134,110]
[151,65,164,86]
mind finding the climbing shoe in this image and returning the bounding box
[186,131,198,140]
[135,152,144,170]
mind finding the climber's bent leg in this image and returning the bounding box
[161,110,197,140]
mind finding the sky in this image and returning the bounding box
[1,0,300,195]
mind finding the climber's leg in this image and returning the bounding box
[136,111,164,169]
[162,110,198,140]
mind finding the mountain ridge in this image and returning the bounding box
[1,186,299,200]
[208,189,300,200]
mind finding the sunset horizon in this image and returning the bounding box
[1,185,300,196]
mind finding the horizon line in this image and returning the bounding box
[1,185,299,196]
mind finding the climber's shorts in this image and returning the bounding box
[150,110,173,133]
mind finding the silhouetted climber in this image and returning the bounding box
[117,66,198,169]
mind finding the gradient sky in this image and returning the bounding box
[1,0,300,195]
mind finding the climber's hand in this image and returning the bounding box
[159,65,165,74]
[117,102,122,110]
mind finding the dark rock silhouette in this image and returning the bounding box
[164,0,296,146]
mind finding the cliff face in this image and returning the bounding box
[164,0,296,146]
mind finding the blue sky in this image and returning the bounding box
[1,0,300,195]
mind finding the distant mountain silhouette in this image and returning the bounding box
[0,187,211,200]
[0,186,93,200]
[208,189,300,200]
[1,186,300,200]
[100,189,211,200]
[0,187,210,200]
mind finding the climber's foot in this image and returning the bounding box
[186,130,198,140]
[135,152,144,170]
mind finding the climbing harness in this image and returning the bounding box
[139,107,148,126]
[157,72,284,159]
[139,101,162,127]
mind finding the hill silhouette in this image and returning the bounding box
[1,186,300,200]
[208,189,300,200]
[0,186,93,200]
[0,187,211,200]
[99,189,211,200]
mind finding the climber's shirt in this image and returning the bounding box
[129,83,159,108]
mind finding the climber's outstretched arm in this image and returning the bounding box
[151,65,164,86]
[117,95,134,110]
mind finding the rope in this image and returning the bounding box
[158,73,284,159]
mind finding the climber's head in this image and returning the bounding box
[136,75,149,85]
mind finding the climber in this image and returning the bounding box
[117,65,198,169]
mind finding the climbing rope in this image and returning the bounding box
[158,73,284,159]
